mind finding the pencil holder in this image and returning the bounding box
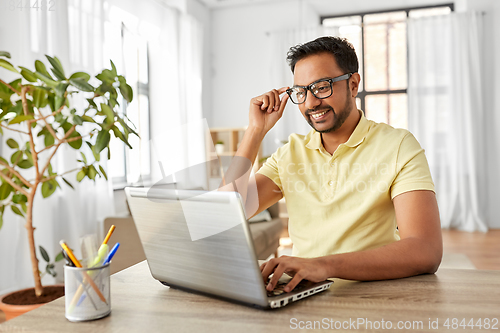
[64,263,111,322]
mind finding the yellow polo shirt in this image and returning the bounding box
[257,110,435,258]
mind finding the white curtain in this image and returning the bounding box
[265,26,339,157]
[0,0,114,294]
[408,12,488,232]
[148,10,206,190]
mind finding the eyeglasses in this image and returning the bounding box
[286,73,353,105]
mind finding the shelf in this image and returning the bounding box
[206,127,262,190]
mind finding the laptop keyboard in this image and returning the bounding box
[266,280,308,297]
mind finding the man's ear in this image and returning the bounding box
[349,73,361,97]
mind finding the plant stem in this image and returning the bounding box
[21,86,44,296]
[0,123,29,135]
[0,160,32,189]
[25,187,43,297]
[0,78,21,95]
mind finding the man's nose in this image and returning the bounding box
[304,90,321,109]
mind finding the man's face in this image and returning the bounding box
[293,53,353,133]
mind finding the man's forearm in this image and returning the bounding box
[321,237,442,281]
[218,126,265,202]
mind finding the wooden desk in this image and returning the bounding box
[1,261,499,332]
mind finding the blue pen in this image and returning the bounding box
[76,243,120,307]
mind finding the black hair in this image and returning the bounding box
[286,36,359,74]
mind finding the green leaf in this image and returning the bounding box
[6,138,19,149]
[62,177,74,189]
[69,72,90,81]
[86,141,100,162]
[100,103,114,123]
[0,59,19,73]
[80,152,87,164]
[44,132,55,147]
[0,213,3,230]
[50,67,66,81]
[55,82,69,97]
[68,130,82,149]
[119,83,133,103]
[81,115,95,123]
[35,60,52,79]
[34,72,58,88]
[39,245,50,263]
[76,169,86,182]
[0,182,13,200]
[0,51,11,58]
[17,160,33,169]
[21,202,27,213]
[99,165,108,180]
[19,66,37,82]
[8,114,34,124]
[54,95,64,111]
[41,180,57,198]
[94,130,111,154]
[55,251,64,262]
[9,79,22,93]
[11,151,22,164]
[12,193,27,204]
[73,115,83,125]
[88,165,97,180]
[11,205,24,217]
[69,78,94,92]
[33,87,48,108]
[45,55,65,79]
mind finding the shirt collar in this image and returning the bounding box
[305,109,369,150]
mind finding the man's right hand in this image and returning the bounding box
[248,87,289,136]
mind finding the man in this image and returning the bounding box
[225,36,442,293]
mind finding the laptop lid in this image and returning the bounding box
[125,187,270,307]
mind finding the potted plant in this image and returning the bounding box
[215,140,224,155]
[0,51,137,320]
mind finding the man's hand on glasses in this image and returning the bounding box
[248,87,289,136]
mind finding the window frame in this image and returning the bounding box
[110,23,152,190]
[320,3,454,119]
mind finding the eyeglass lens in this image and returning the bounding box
[289,80,332,104]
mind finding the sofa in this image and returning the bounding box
[103,202,284,275]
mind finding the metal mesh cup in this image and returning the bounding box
[64,263,111,322]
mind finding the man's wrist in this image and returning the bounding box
[246,125,266,141]
[320,255,338,279]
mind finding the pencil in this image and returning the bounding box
[102,225,115,245]
[60,241,108,305]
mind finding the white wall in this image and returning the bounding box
[207,0,500,228]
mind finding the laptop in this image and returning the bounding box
[124,187,333,309]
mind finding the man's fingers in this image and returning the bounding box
[266,264,287,291]
[284,272,304,293]
[261,258,279,282]
[277,86,288,94]
[267,92,275,113]
[277,93,289,114]
[261,95,269,111]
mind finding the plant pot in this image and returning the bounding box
[215,144,224,155]
[0,285,64,321]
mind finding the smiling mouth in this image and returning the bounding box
[309,109,331,121]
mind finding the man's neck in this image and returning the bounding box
[321,108,361,155]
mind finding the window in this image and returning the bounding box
[105,7,151,188]
[322,4,453,129]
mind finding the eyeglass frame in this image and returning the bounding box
[286,73,354,105]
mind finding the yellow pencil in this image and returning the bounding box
[102,225,115,245]
[60,241,108,305]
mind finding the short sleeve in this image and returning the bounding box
[256,150,283,192]
[390,133,435,199]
